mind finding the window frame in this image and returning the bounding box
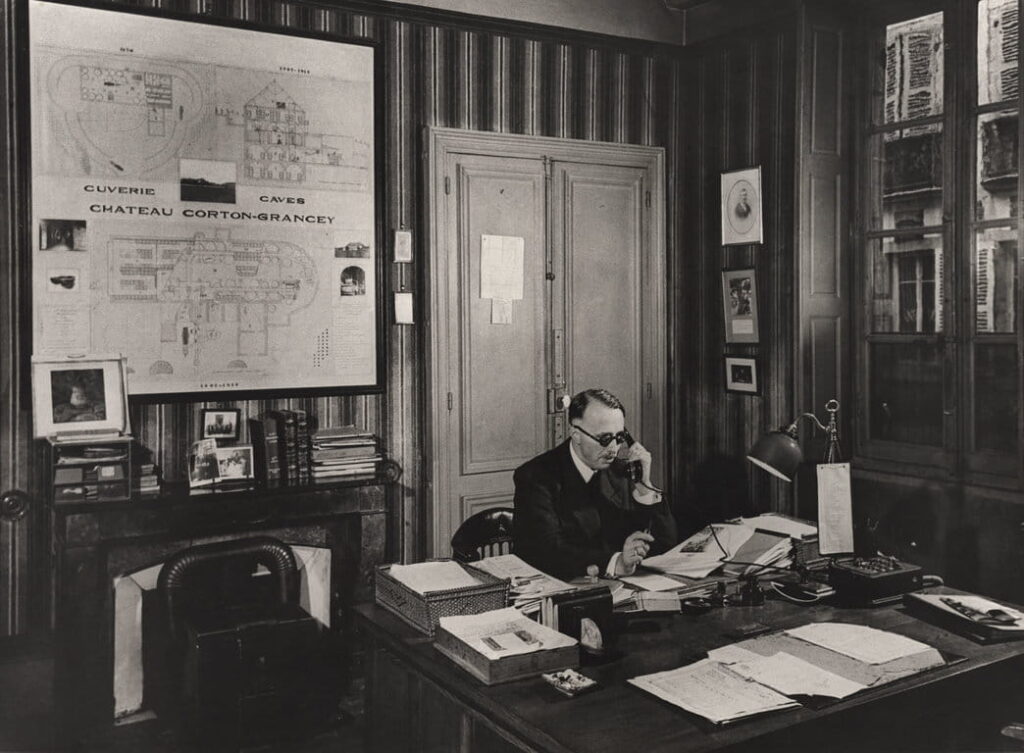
[852,0,1024,489]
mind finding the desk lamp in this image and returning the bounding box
[746,399,842,481]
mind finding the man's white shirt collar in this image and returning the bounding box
[568,440,596,483]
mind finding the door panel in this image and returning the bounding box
[552,162,664,485]
[431,153,548,555]
[457,162,549,474]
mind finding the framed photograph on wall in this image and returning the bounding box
[720,167,764,245]
[200,408,240,442]
[724,355,761,395]
[28,0,385,399]
[31,354,130,438]
[721,268,760,344]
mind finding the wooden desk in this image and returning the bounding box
[356,589,1024,753]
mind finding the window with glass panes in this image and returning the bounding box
[857,0,1021,485]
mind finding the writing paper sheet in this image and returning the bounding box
[729,651,866,699]
[816,462,854,554]
[480,235,524,300]
[628,659,799,725]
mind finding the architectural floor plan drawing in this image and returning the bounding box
[30,0,379,394]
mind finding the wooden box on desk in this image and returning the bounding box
[434,627,579,685]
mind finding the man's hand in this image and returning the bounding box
[619,530,655,571]
[626,440,653,487]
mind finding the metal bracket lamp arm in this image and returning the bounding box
[746,399,842,482]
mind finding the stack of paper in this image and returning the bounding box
[471,554,575,615]
[736,513,817,539]
[642,524,754,577]
[388,561,483,594]
[721,529,793,577]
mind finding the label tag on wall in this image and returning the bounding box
[394,292,414,325]
[394,230,413,263]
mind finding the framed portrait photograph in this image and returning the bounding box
[214,445,254,481]
[724,355,761,395]
[31,354,129,438]
[201,408,240,441]
[721,167,764,245]
[721,268,760,344]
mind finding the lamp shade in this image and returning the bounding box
[746,430,802,482]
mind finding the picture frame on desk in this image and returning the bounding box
[214,445,254,481]
[31,354,130,438]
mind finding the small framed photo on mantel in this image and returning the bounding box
[721,167,764,246]
[724,355,761,396]
[721,268,759,344]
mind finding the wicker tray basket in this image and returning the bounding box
[374,562,510,636]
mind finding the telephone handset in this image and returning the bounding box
[612,430,643,483]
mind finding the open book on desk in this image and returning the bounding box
[641,523,755,578]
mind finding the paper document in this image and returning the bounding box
[620,573,687,591]
[738,513,817,539]
[439,607,576,660]
[388,561,482,594]
[816,463,854,554]
[786,622,933,665]
[642,524,753,578]
[707,644,763,665]
[628,659,799,725]
[480,235,525,300]
[730,651,866,699]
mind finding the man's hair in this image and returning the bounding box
[568,388,624,422]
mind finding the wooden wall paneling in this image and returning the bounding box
[671,18,799,533]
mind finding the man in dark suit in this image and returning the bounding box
[513,388,677,580]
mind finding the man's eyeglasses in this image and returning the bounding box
[572,424,630,448]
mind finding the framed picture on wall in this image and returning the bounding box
[724,355,760,395]
[721,268,760,344]
[27,0,385,400]
[720,167,764,245]
[200,408,241,442]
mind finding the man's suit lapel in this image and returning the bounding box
[595,468,630,510]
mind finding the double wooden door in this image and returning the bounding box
[427,129,666,557]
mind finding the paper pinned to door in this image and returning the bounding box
[480,235,524,300]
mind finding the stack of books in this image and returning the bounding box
[133,462,161,497]
[249,409,318,486]
[310,426,381,480]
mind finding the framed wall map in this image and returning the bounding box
[720,167,763,246]
[28,0,383,398]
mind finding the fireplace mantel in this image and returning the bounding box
[48,469,399,746]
